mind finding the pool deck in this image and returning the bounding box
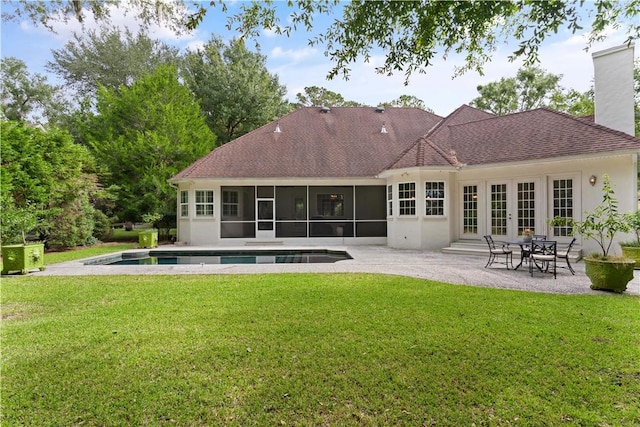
[26,245,640,296]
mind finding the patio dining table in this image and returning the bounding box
[509,240,534,270]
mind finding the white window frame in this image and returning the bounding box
[387,184,393,217]
[195,190,214,217]
[424,181,446,217]
[222,190,239,217]
[180,190,189,218]
[398,182,416,216]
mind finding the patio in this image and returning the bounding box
[31,245,640,295]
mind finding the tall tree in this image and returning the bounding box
[0,57,69,125]
[1,120,98,247]
[85,65,215,222]
[470,67,563,115]
[182,37,289,145]
[47,27,180,101]
[6,1,639,81]
[295,86,362,107]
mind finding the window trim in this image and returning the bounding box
[398,181,416,217]
[424,181,446,217]
[180,190,189,218]
[195,189,215,217]
[387,184,393,217]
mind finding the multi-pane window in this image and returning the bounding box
[180,190,188,217]
[425,181,445,216]
[387,185,393,216]
[517,182,535,234]
[462,185,478,234]
[223,190,239,217]
[399,182,416,216]
[552,179,573,236]
[195,190,214,216]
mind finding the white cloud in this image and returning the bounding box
[270,46,318,61]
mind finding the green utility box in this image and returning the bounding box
[139,230,158,248]
[1,243,46,275]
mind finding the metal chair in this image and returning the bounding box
[556,237,577,275]
[529,240,557,279]
[483,235,513,269]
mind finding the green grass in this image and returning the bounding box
[2,274,639,425]
[44,243,137,265]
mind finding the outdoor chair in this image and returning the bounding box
[483,235,513,269]
[556,237,577,275]
[533,234,547,240]
[529,240,557,279]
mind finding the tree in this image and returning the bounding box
[85,65,216,222]
[380,95,433,112]
[47,27,181,101]
[0,57,70,125]
[0,120,98,248]
[6,1,639,82]
[182,37,289,145]
[295,86,362,107]
[470,67,564,115]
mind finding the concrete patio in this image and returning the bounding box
[29,245,640,296]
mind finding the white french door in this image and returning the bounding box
[486,179,539,241]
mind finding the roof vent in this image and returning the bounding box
[381,121,388,134]
[274,122,281,133]
[320,106,331,113]
[376,106,385,113]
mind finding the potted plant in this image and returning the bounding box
[1,204,46,275]
[138,212,162,248]
[522,228,533,243]
[550,174,634,293]
[619,210,640,266]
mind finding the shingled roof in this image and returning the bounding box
[171,107,442,180]
[172,105,640,181]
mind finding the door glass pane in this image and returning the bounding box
[491,184,507,236]
[463,185,478,234]
[517,182,535,235]
[553,179,573,236]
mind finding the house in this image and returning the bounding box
[170,44,639,255]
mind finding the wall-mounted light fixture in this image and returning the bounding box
[589,175,597,186]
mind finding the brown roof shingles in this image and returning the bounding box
[172,107,442,179]
[448,108,640,166]
[172,105,640,181]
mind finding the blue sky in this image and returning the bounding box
[1,1,638,116]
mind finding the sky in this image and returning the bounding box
[1,1,638,117]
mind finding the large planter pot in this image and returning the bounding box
[1,243,46,275]
[619,246,640,268]
[139,230,158,248]
[584,257,635,293]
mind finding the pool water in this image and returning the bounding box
[87,249,352,265]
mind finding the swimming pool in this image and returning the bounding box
[86,249,352,265]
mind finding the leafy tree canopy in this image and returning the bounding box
[380,95,433,112]
[6,1,639,81]
[0,120,98,247]
[295,86,361,107]
[85,65,216,222]
[0,57,70,125]
[470,67,564,115]
[47,27,181,101]
[182,36,290,145]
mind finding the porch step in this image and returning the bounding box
[442,240,583,262]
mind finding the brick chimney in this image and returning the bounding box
[592,43,635,136]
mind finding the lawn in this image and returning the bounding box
[2,273,639,425]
